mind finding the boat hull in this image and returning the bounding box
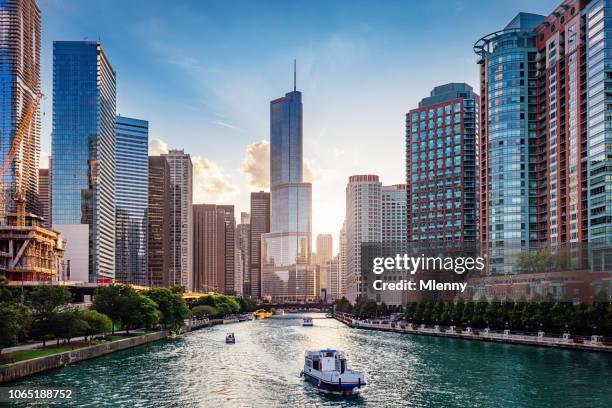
[303,372,365,394]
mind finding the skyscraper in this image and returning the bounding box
[163,149,193,290]
[115,116,148,285]
[261,74,315,301]
[218,205,236,294]
[381,184,408,306]
[338,221,347,299]
[193,204,227,293]
[0,0,41,223]
[315,234,333,266]
[406,83,479,248]
[345,175,382,303]
[38,168,49,226]
[148,156,171,287]
[51,41,116,282]
[322,256,341,302]
[249,191,270,298]
[236,212,250,295]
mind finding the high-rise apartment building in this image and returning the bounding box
[345,175,382,303]
[218,205,236,294]
[115,116,148,285]
[163,149,193,290]
[381,184,408,305]
[406,84,479,249]
[323,255,341,302]
[38,168,49,226]
[315,234,333,266]
[193,204,226,293]
[236,212,250,295]
[0,0,41,223]
[249,191,270,298]
[51,41,116,282]
[338,221,347,299]
[261,82,315,301]
[148,156,171,287]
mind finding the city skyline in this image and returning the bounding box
[35,0,560,247]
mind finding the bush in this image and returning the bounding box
[191,305,217,318]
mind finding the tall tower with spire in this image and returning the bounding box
[261,61,315,301]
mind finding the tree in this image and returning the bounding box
[334,297,352,314]
[191,305,217,318]
[144,288,189,330]
[27,286,72,321]
[80,310,112,343]
[92,285,124,334]
[50,309,89,344]
[0,303,31,354]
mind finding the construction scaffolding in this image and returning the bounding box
[0,212,65,281]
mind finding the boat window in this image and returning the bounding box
[340,359,346,374]
[313,360,320,371]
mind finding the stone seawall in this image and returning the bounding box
[0,331,168,383]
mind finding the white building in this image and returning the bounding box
[162,150,193,291]
[345,175,382,303]
[381,184,408,306]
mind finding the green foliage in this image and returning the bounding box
[79,309,112,340]
[0,303,31,353]
[143,288,189,330]
[334,297,352,314]
[191,305,217,318]
[190,294,240,318]
[27,286,72,320]
[50,309,89,344]
[92,285,160,333]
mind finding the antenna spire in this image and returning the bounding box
[293,59,296,91]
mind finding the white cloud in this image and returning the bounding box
[149,138,168,155]
[192,156,237,202]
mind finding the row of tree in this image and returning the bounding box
[334,295,612,336]
[0,279,190,353]
[188,294,258,319]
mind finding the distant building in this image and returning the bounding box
[345,175,382,303]
[115,116,148,285]
[249,191,270,297]
[323,256,341,302]
[261,81,315,301]
[51,41,116,282]
[381,184,408,306]
[315,234,333,266]
[193,204,234,294]
[218,205,236,294]
[38,168,49,227]
[338,221,347,299]
[0,0,41,223]
[236,212,250,295]
[163,149,193,290]
[148,156,171,287]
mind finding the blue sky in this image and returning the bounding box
[39,0,559,248]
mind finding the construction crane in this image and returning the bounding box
[0,92,42,226]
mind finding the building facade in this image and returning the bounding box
[315,234,333,266]
[249,191,270,298]
[218,205,236,294]
[38,168,49,226]
[163,149,193,290]
[338,221,347,299]
[193,204,226,293]
[380,184,408,306]
[114,116,148,285]
[148,156,171,287]
[322,255,341,302]
[0,0,41,223]
[261,87,315,301]
[345,175,382,303]
[406,83,479,250]
[51,41,116,282]
[236,212,250,295]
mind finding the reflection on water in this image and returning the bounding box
[10,314,612,407]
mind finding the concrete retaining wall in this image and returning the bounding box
[0,331,168,383]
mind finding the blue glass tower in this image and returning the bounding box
[261,66,314,301]
[115,116,148,285]
[51,41,116,282]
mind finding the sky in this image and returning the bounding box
[38,0,560,250]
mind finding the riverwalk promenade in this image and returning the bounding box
[334,313,612,353]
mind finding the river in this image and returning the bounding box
[10,313,612,407]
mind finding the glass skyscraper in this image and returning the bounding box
[261,85,315,301]
[115,116,148,285]
[0,0,41,222]
[51,41,116,282]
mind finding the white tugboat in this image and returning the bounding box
[301,349,366,395]
[302,317,314,327]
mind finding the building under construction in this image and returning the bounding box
[0,212,64,281]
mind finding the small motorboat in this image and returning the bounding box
[225,333,236,344]
[325,313,333,318]
[303,317,314,327]
[301,349,366,395]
